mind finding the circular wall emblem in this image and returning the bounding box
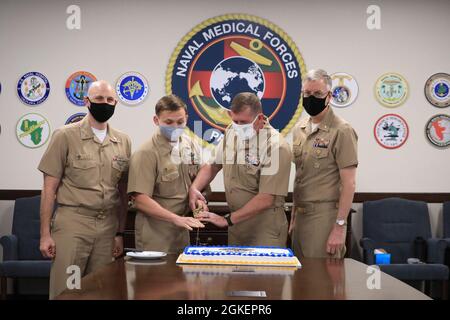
[374,114,409,149]
[65,71,97,106]
[65,112,86,125]
[116,72,149,106]
[166,14,306,145]
[330,72,358,108]
[16,113,50,148]
[17,72,50,106]
[424,73,450,108]
[425,114,450,148]
[375,73,408,108]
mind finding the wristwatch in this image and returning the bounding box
[336,219,347,227]
[224,213,234,227]
[115,232,125,237]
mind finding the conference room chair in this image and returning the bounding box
[360,197,448,299]
[0,196,51,299]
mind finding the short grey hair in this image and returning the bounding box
[303,69,332,91]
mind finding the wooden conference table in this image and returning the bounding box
[56,255,430,300]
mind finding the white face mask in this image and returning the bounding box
[159,125,185,142]
[232,115,258,140]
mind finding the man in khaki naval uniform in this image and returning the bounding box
[190,92,292,247]
[127,95,206,254]
[38,80,131,299]
[290,69,358,259]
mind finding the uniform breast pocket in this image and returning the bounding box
[158,169,181,197]
[312,148,330,169]
[111,158,129,185]
[71,159,98,188]
[239,164,260,190]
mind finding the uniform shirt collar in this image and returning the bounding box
[79,116,120,144]
[300,106,335,134]
[154,127,183,155]
[230,122,273,151]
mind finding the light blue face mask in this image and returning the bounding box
[160,125,185,141]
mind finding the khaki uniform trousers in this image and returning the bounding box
[291,202,346,259]
[228,207,288,247]
[49,205,118,299]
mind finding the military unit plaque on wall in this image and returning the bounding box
[166,14,306,146]
[17,72,50,106]
[375,73,408,108]
[425,114,450,148]
[65,71,97,106]
[65,112,87,125]
[330,72,358,108]
[16,113,50,148]
[374,114,409,149]
[424,73,450,108]
[116,72,149,106]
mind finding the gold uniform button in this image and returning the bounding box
[315,149,321,155]
[314,162,320,169]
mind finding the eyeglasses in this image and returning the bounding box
[302,91,330,99]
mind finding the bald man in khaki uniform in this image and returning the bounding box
[38,81,131,299]
[191,93,292,247]
[290,69,358,259]
[127,95,206,254]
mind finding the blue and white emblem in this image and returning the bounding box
[424,73,450,108]
[330,72,358,108]
[116,72,149,106]
[17,72,50,106]
[65,113,86,125]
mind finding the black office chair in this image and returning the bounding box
[360,197,448,299]
[0,196,51,299]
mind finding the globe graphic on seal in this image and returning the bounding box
[434,82,449,98]
[210,56,265,109]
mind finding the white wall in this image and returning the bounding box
[0,0,449,192]
[0,1,449,263]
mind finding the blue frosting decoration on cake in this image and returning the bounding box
[184,245,294,257]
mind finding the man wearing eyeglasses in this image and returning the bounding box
[38,80,131,299]
[290,69,358,259]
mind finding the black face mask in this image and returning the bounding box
[87,99,116,123]
[302,94,329,116]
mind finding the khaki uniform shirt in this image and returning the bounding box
[127,128,206,253]
[292,107,358,204]
[127,128,205,215]
[212,123,292,212]
[38,116,131,210]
